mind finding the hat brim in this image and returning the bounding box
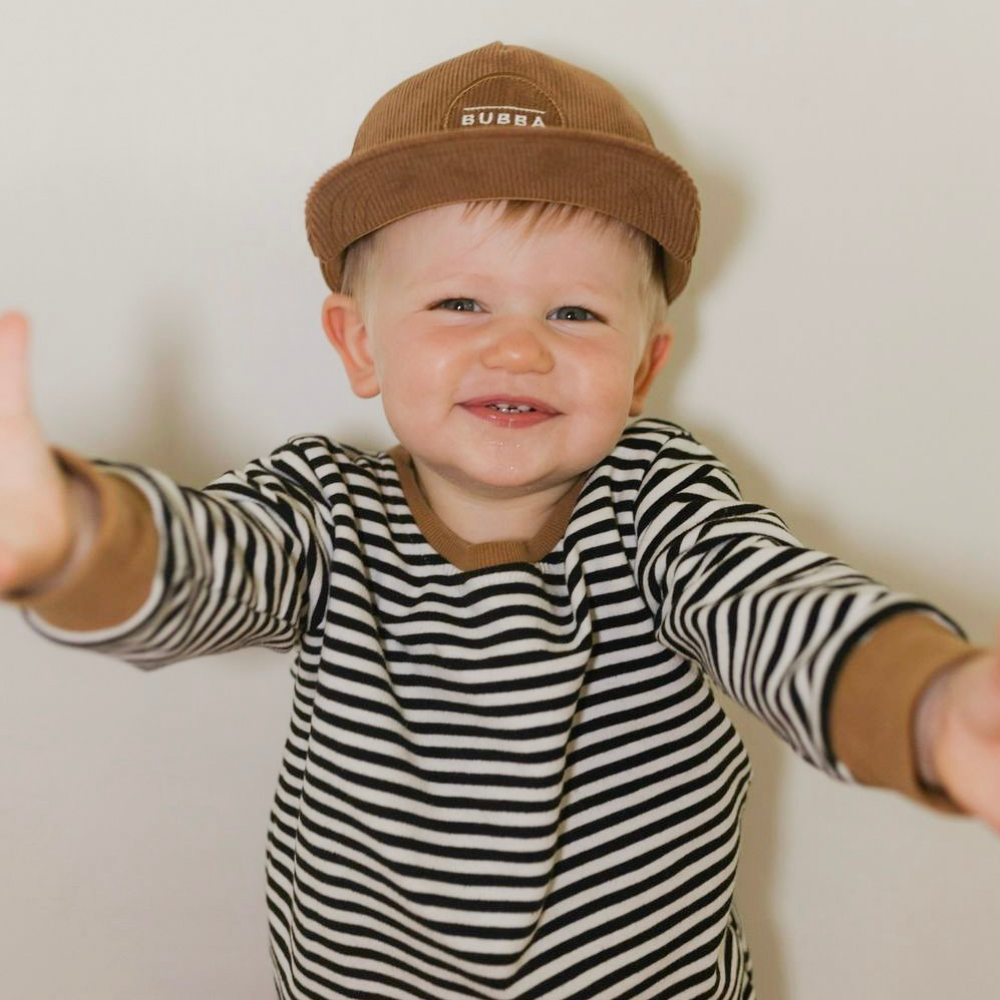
[305,126,700,304]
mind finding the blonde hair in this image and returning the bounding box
[340,199,670,338]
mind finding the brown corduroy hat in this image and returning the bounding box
[305,41,700,304]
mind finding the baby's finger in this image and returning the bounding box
[0,549,16,593]
[0,312,32,419]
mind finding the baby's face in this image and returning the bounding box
[325,201,672,502]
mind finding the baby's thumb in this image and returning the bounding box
[0,312,34,420]
[959,644,1000,741]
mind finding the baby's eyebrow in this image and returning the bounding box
[571,280,622,300]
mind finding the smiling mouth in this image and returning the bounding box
[459,396,561,427]
[460,396,559,414]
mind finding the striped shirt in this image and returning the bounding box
[23,417,964,999]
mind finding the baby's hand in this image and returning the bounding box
[916,624,1000,833]
[0,311,90,598]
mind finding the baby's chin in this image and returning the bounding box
[392,411,630,495]
[424,456,585,498]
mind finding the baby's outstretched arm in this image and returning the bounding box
[914,631,1000,832]
[1,309,331,665]
[633,425,997,831]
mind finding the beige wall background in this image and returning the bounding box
[2,1,998,997]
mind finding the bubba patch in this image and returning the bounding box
[445,73,563,130]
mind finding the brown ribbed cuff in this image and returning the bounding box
[13,446,160,631]
[830,612,986,814]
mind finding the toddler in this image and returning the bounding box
[2,41,998,1000]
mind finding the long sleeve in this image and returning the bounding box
[631,424,977,803]
[18,438,334,669]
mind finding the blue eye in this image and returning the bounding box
[552,305,596,322]
[435,298,480,312]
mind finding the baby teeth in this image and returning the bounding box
[489,403,534,412]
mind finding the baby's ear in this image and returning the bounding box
[629,327,674,416]
[322,293,380,398]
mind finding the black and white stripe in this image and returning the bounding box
[24,417,965,999]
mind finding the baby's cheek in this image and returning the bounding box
[380,353,425,402]
[592,362,640,413]
[581,376,635,438]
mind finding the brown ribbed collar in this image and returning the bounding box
[387,444,587,571]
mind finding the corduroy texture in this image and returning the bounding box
[305,41,701,304]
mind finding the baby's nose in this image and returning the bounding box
[479,319,555,374]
